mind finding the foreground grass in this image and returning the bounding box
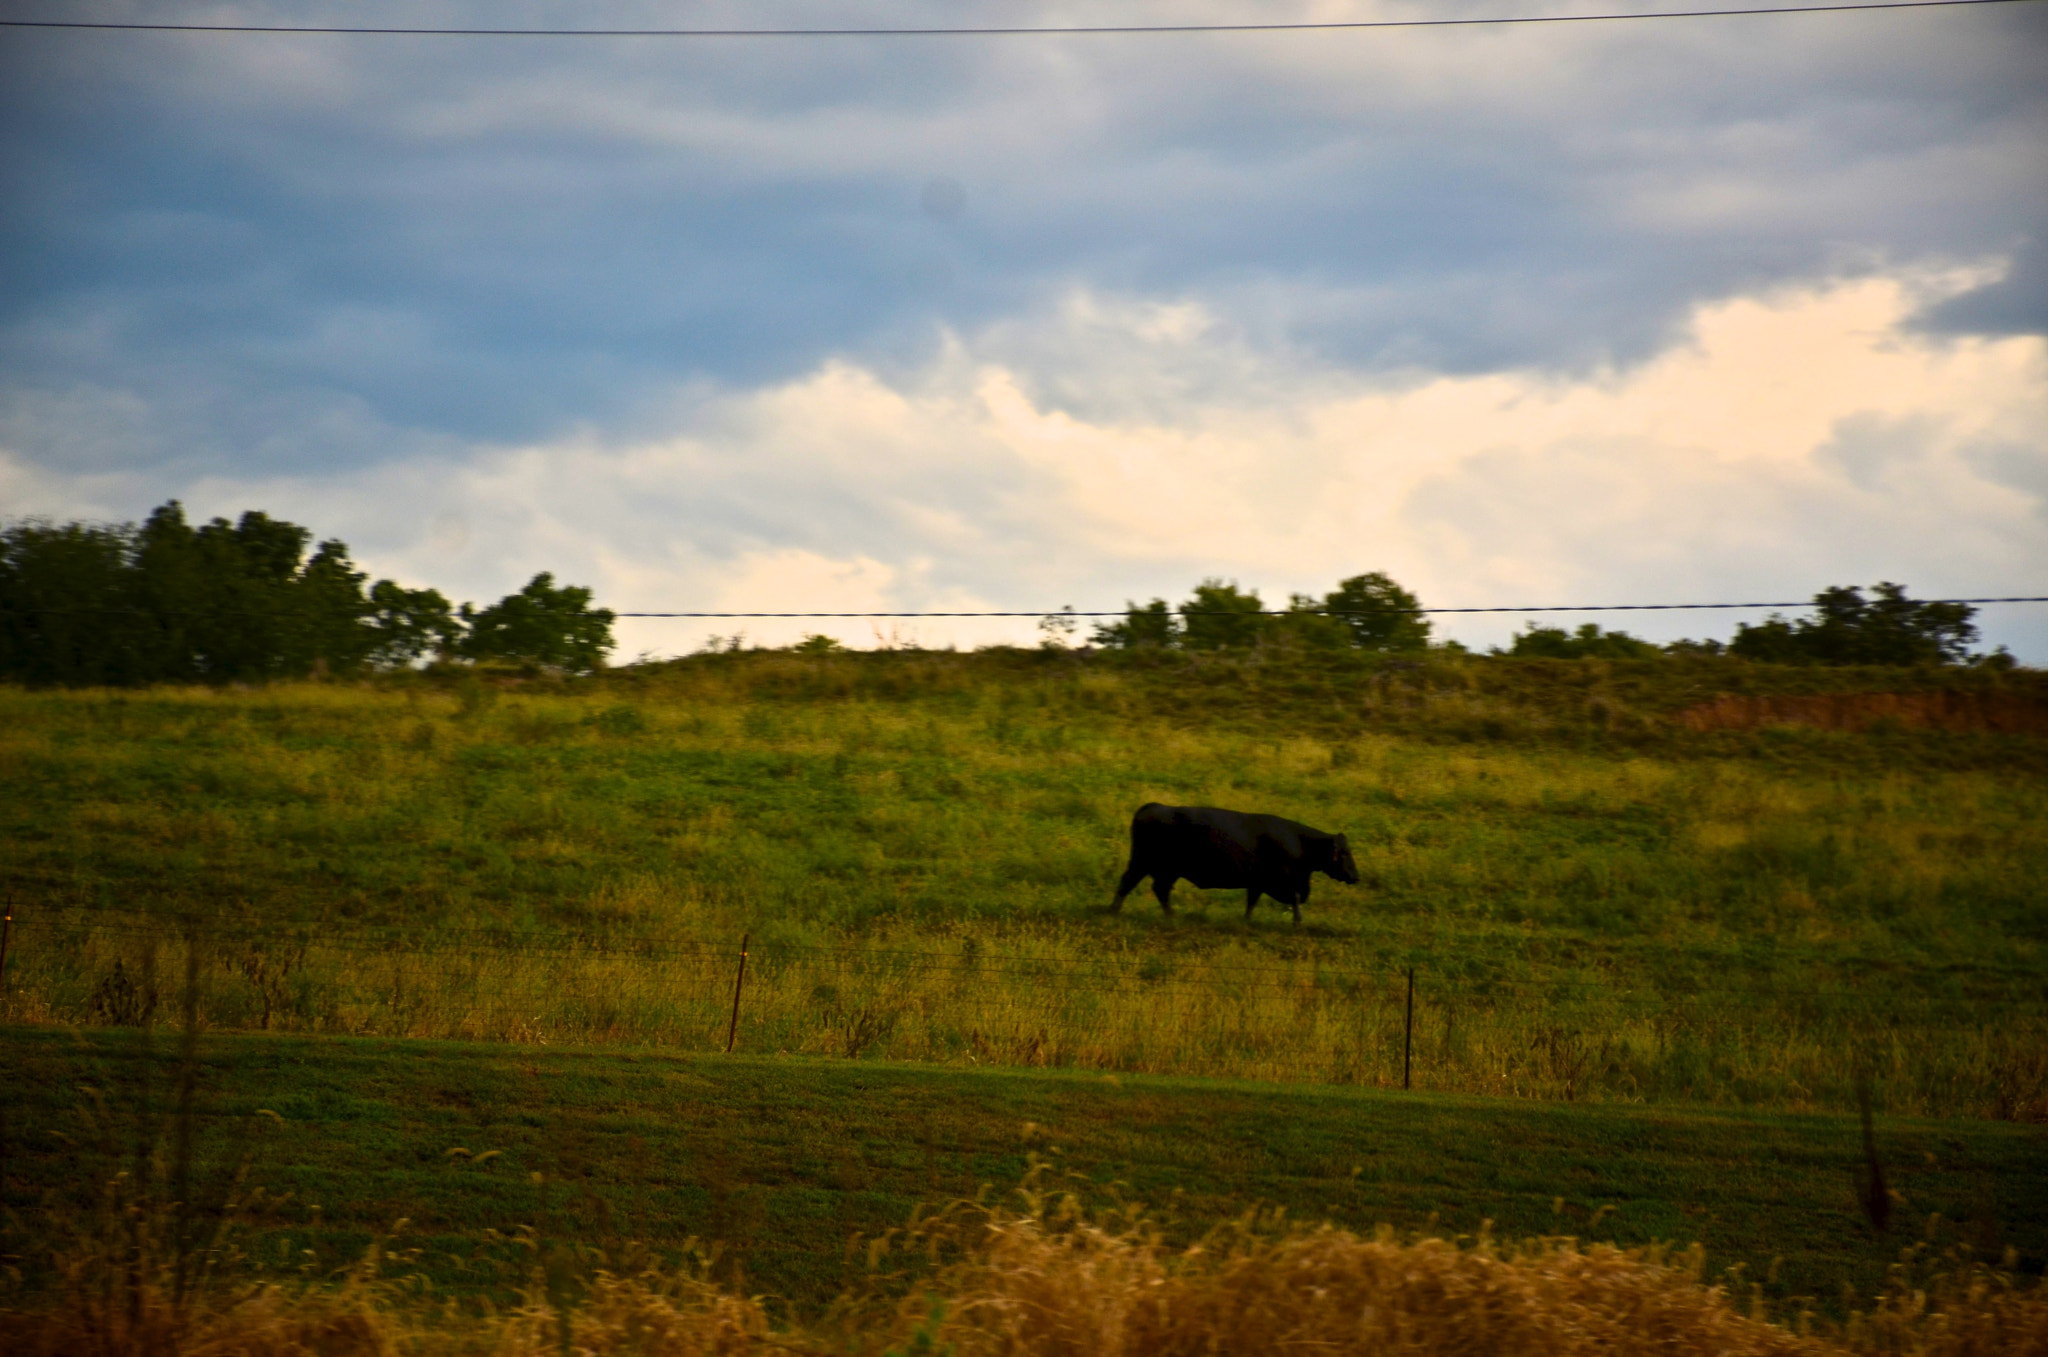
[9,1188,2047,1357]
[2,653,2045,1114]
[4,1026,2044,1322]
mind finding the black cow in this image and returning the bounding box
[1111,803,1360,923]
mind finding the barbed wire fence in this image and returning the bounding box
[4,907,2041,1116]
[14,902,2045,1002]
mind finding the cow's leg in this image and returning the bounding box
[1152,876,1177,914]
[1245,888,1261,919]
[1112,862,1147,912]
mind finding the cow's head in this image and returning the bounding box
[1326,833,1361,884]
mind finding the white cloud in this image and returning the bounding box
[12,267,2037,658]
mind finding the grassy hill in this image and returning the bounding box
[1,650,2043,1116]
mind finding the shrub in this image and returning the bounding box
[1506,623,1662,660]
[1731,584,1982,666]
[458,572,615,673]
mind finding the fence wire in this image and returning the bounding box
[6,912,2040,1031]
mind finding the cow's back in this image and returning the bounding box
[1119,803,1348,915]
[1131,803,1272,888]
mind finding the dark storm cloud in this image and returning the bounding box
[1,0,2044,482]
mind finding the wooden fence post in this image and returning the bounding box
[1403,967,1415,1091]
[725,933,750,1054]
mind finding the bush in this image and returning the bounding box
[1321,571,1432,651]
[1092,572,1432,654]
[1507,623,1662,660]
[455,573,616,673]
[1730,584,1982,666]
[1179,578,1267,650]
[1091,598,1179,649]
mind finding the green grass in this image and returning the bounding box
[1,652,2044,1115]
[3,1025,2043,1322]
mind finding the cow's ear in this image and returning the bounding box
[1334,834,1349,852]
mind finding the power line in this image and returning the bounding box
[612,597,2048,618]
[2,0,2037,38]
[9,595,2044,621]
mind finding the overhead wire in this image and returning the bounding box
[609,597,2048,619]
[3,0,2038,37]
[8,596,2047,621]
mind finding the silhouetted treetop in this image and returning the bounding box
[1,502,613,685]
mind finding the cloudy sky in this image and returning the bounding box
[2,0,2044,657]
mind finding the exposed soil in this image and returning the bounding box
[1674,689,2048,734]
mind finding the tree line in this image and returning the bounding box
[1074,573,1434,653]
[1079,575,2010,668]
[0,502,2013,685]
[0,502,614,685]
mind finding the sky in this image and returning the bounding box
[2,0,2044,658]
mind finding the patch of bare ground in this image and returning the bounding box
[1675,690,2048,734]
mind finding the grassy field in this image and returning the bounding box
[4,1025,2044,1322]
[3,654,2045,1345]
[1,651,2044,1118]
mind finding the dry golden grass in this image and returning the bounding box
[0,1217,769,1357]
[847,1178,2048,1357]
[16,917,2047,1121]
[9,1171,2045,1357]
[0,1273,768,1357]
[874,1211,1808,1356]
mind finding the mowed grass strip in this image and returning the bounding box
[4,1026,2042,1320]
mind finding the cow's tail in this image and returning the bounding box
[1111,806,1163,911]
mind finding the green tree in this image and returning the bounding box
[1267,594,1354,650]
[459,572,615,672]
[1037,606,1080,649]
[0,519,142,685]
[137,504,323,681]
[1724,617,1802,664]
[1090,598,1179,649]
[1179,579,1266,650]
[365,579,460,666]
[1321,572,1431,651]
[1730,584,1979,666]
[1506,622,1661,660]
[1,503,375,684]
[290,539,381,674]
[2,500,483,684]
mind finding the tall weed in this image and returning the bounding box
[7,1162,2045,1355]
